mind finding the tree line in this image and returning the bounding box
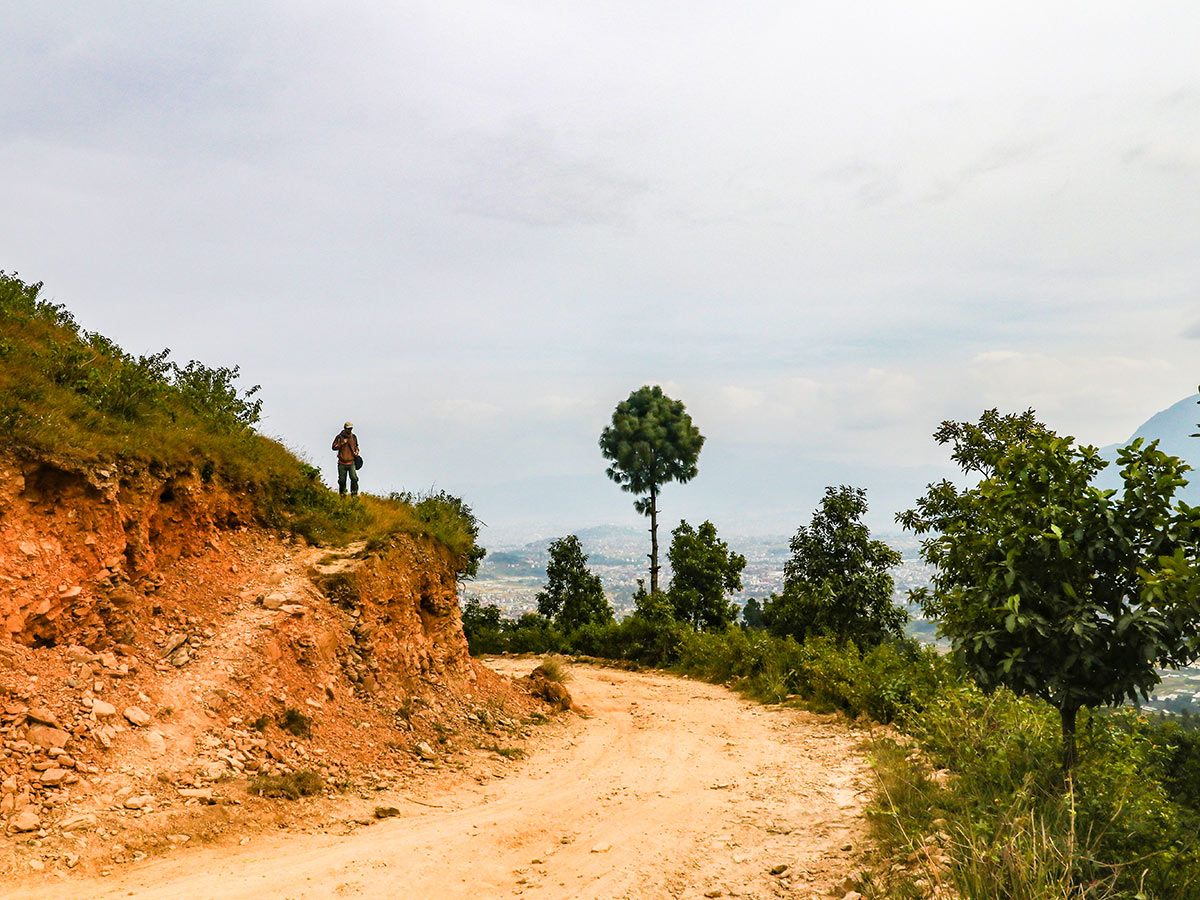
[467,384,1200,787]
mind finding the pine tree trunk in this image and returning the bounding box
[649,483,660,595]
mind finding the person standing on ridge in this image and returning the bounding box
[332,421,361,497]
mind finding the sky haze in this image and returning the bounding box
[3,2,1199,540]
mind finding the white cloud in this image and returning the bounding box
[3,2,1200,534]
[961,351,1180,444]
[530,393,592,419]
[451,120,648,227]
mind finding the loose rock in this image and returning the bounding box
[261,593,286,611]
[144,730,166,756]
[26,724,71,750]
[59,812,99,831]
[92,700,117,718]
[26,707,59,727]
[10,809,41,832]
[124,706,152,727]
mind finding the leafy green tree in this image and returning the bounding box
[460,596,505,654]
[741,597,765,630]
[599,385,705,593]
[666,519,746,631]
[898,409,1200,781]
[631,579,675,622]
[536,535,613,632]
[764,486,904,646]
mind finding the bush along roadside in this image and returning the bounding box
[462,599,1200,899]
[864,683,1200,900]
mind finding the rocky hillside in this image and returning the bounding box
[0,273,562,876]
[0,452,252,646]
[0,445,551,876]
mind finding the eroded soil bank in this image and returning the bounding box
[1,520,533,879]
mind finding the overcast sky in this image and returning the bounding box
[4,2,1199,542]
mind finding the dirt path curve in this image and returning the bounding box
[9,660,871,900]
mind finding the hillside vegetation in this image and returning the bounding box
[0,271,481,568]
[465,603,1200,899]
[466,405,1200,900]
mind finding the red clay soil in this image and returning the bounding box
[1,450,538,878]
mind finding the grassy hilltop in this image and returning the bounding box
[0,271,481,570]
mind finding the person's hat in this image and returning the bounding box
[344,421,354,429]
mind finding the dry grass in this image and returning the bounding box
[246,770,324,800]
[535,655,571,684]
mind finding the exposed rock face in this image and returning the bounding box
[314,535,504,697]
[3,442,514,714]
[0,447,545,873]
[0,452,252,646]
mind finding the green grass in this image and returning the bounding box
[1,271,262,469]
[861,684,1200,900]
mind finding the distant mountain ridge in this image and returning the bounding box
[1096,393,1200,503]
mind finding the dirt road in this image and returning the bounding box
[9,660,870,900]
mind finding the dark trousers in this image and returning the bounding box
[338,462,358,495]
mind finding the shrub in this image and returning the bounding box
[535,654,571,684]
[676,627,806,702]
[504,613,567,655]
[1159,720,1200,812]
[461,596,507,654]
[671,628,947,719]
[564,620,625,658]
[278,707,312,738]
[389,489,486,578]
[247,770,324,800]
[603,612,691,667]
[794,636,946,724]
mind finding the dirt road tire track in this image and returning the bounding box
[9,660,870,900]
